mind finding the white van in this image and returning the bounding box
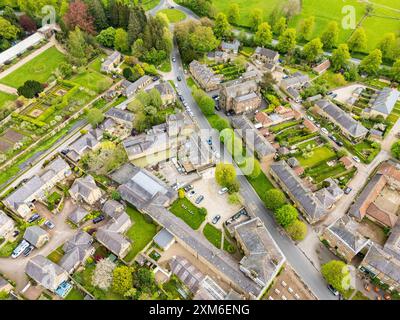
[11,240,30,259]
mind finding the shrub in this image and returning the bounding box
[274,204,298,228]
[17,80,44,98]
[265,189,286,211]
[286,219,307,241]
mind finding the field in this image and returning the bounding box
[210,0,400,52]
[297,145,336,168]
[124,206,158,262]
[0,92,16,109]
[0,47,66,88]
[169,197,207,230]
[159,9,187,23]
[71,70,113,94]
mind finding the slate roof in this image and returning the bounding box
[270,161,328,223]
[221,40,240,52]
[281,73,309,88]
[23,226,48,247]
[384,220,400,260]
[370,88,400,115]
[0,210,15,235]
[124,75,152,97]
[25,255,68,291]
[234,218,286,288]
[68,206,89,225]
[101,51,121,71]
[189,60,222,86]
[105,108,134,123]
[315,100,368,138]
[254,47,279,60]
[70,175,101,203]
[96,228,130,257]
[327,215,370,254]
[231,115,275,158]
[59,231,94,273]
[153,228,174,250]
[67,129,102,161]
[154,82,174,97]
[102,200,125,218]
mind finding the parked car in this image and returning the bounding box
[352,156,361,163]
[321,128,329,135]
[212,215,221,224]
[184,185,193,192]
[177,76,182,81]
[218,187,228,195]
[195,195,204,204]
[207,137,212,145]
[44,220,55,229]
[336,140,344,147]
[327,284,339,296]
[93,215,105,224]
[215,104,221,111]
[344,187,352,195]
[23,245,34,257]
[27,214,40,223]
[152,76,159,81]
[87,228,97,235]
[61,149,69,156]
[12,230,20,237]
[172,57,176,62]
[11,240,30,259]
[188,190,196,197]
[226,110,234,116]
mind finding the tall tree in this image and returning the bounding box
[377,33,396,60]
[250,8,263,32]
[67,27,89,66]
[0,17,19,40]
[254,22,273,47]
[227,3,240,25]
[359,49,382,75]
[298,16,315,41]
[189,25,219,53]
[277,28,297,53]
[321,260,351,294]
[96,27,116,48]
[86,0,108,31]
[213,13,232,39]
[87,109,105,128]
[321,21,339,50]
[19,15,37,33]
[274,204,298,228]
[303,38,323,63]
[347,27,367,52]
[265,189,286,211]
[215,163,237,189]
[273,17,287,36]
[63,0,95,34]
[331,43,351,71]
[114,28,129,53]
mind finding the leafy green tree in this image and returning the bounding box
[148,88,162,109]
[213,13,232,39]
[86,109,104,128]
[298,16,315,41]
[0,16,19,41]
[213,117,230,132]
[286,220,307,241]
[132,38,147,59]
[347,27,367,52]
[391,141,400,159]
[0,291,8,300]
[123,67,134,81]
[321,260,351,294]
[265,189,286,211]
[96,27,116,48]
[250,9,263,31]
[274,204,298,228]
[227,3,240,25]
[134,268,156,293]
[85,0,108,31]
[17,80,43,98]
[112,266,133,295]
[240,157,261,179]
[254,22,273,47]
[189,26,219,53]
[67,27,89,66]
[391,59,400,82]
[273,16,287,36]
[320,21,339,50]
[215,163,237,188]
[277,28,297,53]
[331,44,351,71]
[58,62,73,78]
[359,49,382,75]
[377,33,396,60]
[114,28,129,53]
[2,6,19,26]
[193,89,214,115]
[302,38,323,63]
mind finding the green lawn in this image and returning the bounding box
[351,290,369,300]
[159,9,187,23]
[0,47,66,88]
[158,59,172,72]
[0,92,16,109]
[203,223,222,248]
[71,70,113,94]
[247,170,274,204]
[47,246,64,264]
[169,197,207,230]
[297,145,336,168]
[141,0,161,10]
[65,287,85,300]
[124,206,158,262]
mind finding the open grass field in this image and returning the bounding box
[211,0,400,52]
[71,70,113,94]
[159,8,187,23]
[0,47,66,88]
[170,197,206,230]
[125,206,158,262]
[0,91,16,109]
[297,145,336,168]
[141,0,161,10]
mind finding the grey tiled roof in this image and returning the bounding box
[102,200,125,218]
[70,175,101,203]
[384,220,400,260]
[124,75,152,97]
[96,228,130,257]
[327,215,370,253]
[153,228,174,250]
[105,108,134,123]
[23,226,48,247]
[254,47,279,60]
[270,161,328,223]
[68,206,89,225]
[315,100,368,138]
[281,73,309,88]
[363,244,400,283]
[370,88,399,115]
[221,40,240,52]
[59,231,94,273]
[25,255,68,291]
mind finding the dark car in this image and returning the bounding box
[152,76,159,81]
[215,104,221,111]
[327,284,339,296]
[344,187,352,195]
[61,149,69,156]
[87,228,97,235]
[93,215,105,224]
[195,195,204,204]
[23,245,34,257]
[177,76,182,81]
[12,230,20,237]
[336,141,344,147]
[225,110,234,116]
[27,214,40,223]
